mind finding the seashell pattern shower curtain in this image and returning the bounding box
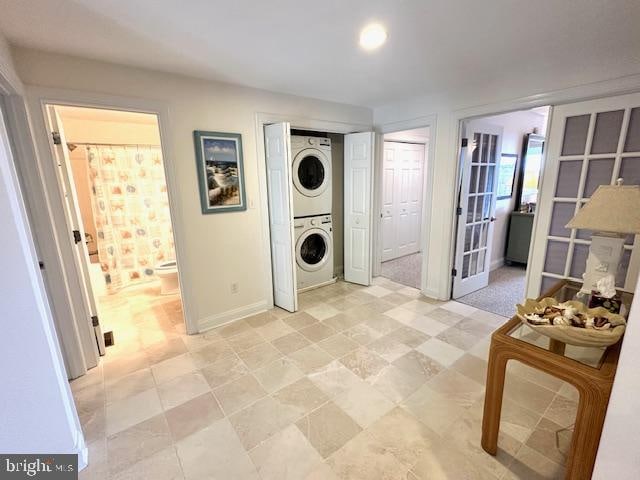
[86,145,176,294]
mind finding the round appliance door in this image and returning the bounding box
[296,228,331,272]
[292,148,330,197]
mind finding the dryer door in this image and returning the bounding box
[292,148,330,197]
[296,228,331,272]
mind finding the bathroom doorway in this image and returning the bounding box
[48,104,186,358]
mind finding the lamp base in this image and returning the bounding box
[579,233,625,294]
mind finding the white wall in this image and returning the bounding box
[12,47,372,331]
[0,91,85,466]
[481,110,547,271]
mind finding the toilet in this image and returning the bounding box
[155,260,180,295]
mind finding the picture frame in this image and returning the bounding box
[194,130,246,214]
[497,153,518,200]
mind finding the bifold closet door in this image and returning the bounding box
[381,141,425,262]
[344,132,375,286]
[527,93,640,298]
[264,122,298,312]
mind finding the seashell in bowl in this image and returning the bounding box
[516,297,626,348]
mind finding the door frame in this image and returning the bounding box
[375,115,437,295]
[22,87,196,376]
[254,112,372,307]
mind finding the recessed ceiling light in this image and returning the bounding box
[359,23,387,51]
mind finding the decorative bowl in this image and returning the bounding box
[516,297,626,348]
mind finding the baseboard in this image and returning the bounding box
[198,299,271,333]
[298,278,337,293]
[490,257,505,272]
[74,427,88,471]
[421,286,443,301]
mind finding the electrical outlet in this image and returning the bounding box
[231,282,239,294]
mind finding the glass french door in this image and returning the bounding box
[452,120,503,298]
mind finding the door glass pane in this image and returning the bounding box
[475,195,483,222]
[486,165,495,193]
[483,195,492,219]
[472,225,480,250]
[541,275,559,293]
[462,254,470,278]
[472,133,481,163]
[590,110,624,154]
[549,202,576,237]
[477,250,486,273]
[489,135,498,163]
[624,107,640,153]
[584,158,614,197]
[481,221,489,246]
[616,249,632,287]
[469,165,479,193]
[464,226,472,251]
[470,252,478,276]
[544,240,569,275]
[561,114,590,156]
[467,197,476,223]
[619,157,640,185]
[569,244,589,278]
[478,166,487,193]
[555,160,582,197]
[298,155,325,190]
[481,134,489,163]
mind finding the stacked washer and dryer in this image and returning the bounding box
[291,135,335,291]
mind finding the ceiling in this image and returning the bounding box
[2,0,639,108]
[384,127,429,144]
[56,106,157,125]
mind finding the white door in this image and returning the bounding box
[452,120,503,298]
[381,141,424,261]
[264,122,298,312]
[527,93,640,298]
[46,105,105,355]
[344,132,375,285]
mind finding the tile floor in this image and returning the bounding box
[73,277,579,479]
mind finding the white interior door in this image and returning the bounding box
[381,141,424,261]
[46,105,105,355]
[344,132,375,285]
[452,120,503,298]
[264,122,298,312]
[527,93,640,298]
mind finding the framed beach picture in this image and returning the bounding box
[497,153,518,200]
[194,131,246,214]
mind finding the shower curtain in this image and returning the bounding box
[86,145,176,294]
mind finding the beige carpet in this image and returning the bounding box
[456,265,526,318]
[381,253,422,289]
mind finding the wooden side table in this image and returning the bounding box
[481,280,631,480]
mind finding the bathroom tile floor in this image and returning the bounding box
[73,278,585,479]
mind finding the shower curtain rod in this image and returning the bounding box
[69,142,161,148]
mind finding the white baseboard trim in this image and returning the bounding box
[198,299,271,333]
[490,257,505,272]
[74,428,88,471]
[422,286,443,301]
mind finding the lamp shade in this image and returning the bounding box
[565,185,640,234]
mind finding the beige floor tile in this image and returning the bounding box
[407,315,450,337]
[322,312,363,332]
[175,419,259,480]
[368,407,439,466]
[180,331,222,351]
[451,353,488,385]
[426,369,484,409]
[525,417,571,465]
[307,360,366,399]
[557,382,579,401]
[441,301,478,316]
[327,431,408,480]
[272,331,311,354]
[342,323,383,345]
[237,341,283,369]
[200,353,249,389]
[165,392,224,442]
[317,334,359,358]
[502,445,565,480]
[304,462,340,480]
[402,384,467,435]
[393,350,443,381]
[157,371,211,410]
[151,353,197,384]
[416,337,465,366]
[230,395,301,450]
[333,381,394,428]
[385,306,425,323]
[436,325,481,350]
[299,322,336,342]
[339,347,388,379]
[468,336,491,360]
[296,401,362,458]
[186,340,234,368]
[249,424,323,480]
[144,336,188,365]
[411,440,498,480]
[306,303,341,321]
[103,350,150,382]
[254,357,304,393]
[503,374,556,415]
[254,318,295,341]
[368,334,413,362]
[544,394,578,427]
[105,368,156,405]
[282,311,318,330]
[367,364,425,403]
[273,377,330,415]
[397,299,439,315]
[213,373,266,415]
[366,314,403,335]
[507,361,565,392]
[424,307,465,326]
[244,311,276,328]
[79,439,107,480]
[288,344,334,373]
[110,446,184,480]
[216,319,252,338]
[362,285,393,298]
[105,387,163,436]
[385,325,430,348]
[79,404,106,444]
[454,316,497,338]
[74,383,105,419]
[107,414,173,476]
[381,292,414,306]
[227,329,265,353]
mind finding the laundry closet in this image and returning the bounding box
[263,123,375,312]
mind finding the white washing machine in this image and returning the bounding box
[291,135,332,217]
[294,214,334,291]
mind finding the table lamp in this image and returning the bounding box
[565,179,640,294]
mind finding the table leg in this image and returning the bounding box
[565,384,611,480]
[481,343,509,455]
[549,339,566,356]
